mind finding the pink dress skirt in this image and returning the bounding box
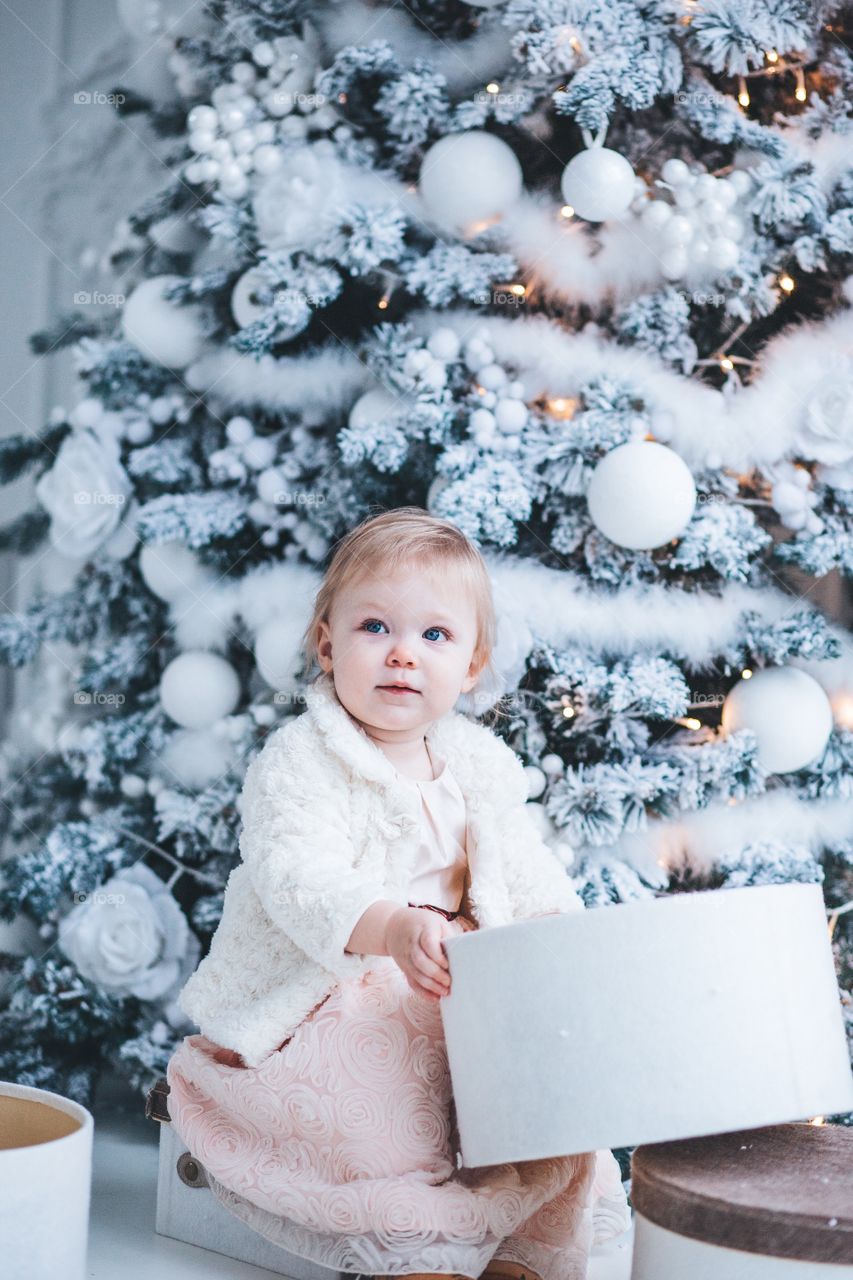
[166,950,630,1280]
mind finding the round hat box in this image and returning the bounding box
[630,1122,853,1277]
[0,1080,94,1280]
[440,883,853,1166]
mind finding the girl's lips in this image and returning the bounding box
[378,684,419,694]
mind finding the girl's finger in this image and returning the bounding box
[415,946,450,987]
[421,928,449,970]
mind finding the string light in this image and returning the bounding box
[545,396,579,419]
[509,283,526,297]
[765,48,779,63]
[810,1116,826,1126]
[675,717,702,730]
[742,668,753,679]
[794,66,807,101]
[720,356,734,372]
[337,92,347,104]
[560,204,575,218]
[778,273,795,293]
[738,77,750,107]
[377,296,389,310]
[486,82,500,95]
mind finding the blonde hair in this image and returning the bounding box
[300,506,502,709]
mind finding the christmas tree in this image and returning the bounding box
[0,0,851,1116]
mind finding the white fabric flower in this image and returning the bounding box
[58,863,200,1001]
[253,144,343,251]
[35,428,133,558]
[800,354,853,466]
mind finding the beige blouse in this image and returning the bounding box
[398,740,469,913]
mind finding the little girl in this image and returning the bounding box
[166,507,630,1280]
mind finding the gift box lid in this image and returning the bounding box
[631,1122,853,1264]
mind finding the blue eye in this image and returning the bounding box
[424,627,450,642]
[361,619,386,634]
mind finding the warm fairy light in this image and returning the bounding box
[560,204,575,218]
[831,690,853,730]
[486,82,500,94]
[810,1116,826,1126]
[509,283,526,296]
[562,706,575,718]
[742,668,753,679]
[779,273,795,292]
[795,67,807,101]
[738,78,750,107]
[676,717,702,731]
[720,356,734,371]
[377,295,389,310]
[337,92,347,104]
[475,384,486,395]
[546,396,579,419]
[766,49,779,63]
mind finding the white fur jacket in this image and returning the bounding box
[177,670,584,1067]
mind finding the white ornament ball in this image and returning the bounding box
[254,616,305,691]
[587,440,697,550]
[524,764,547,799]
[225,415,255,445]
[662,214,694,245]
[253,143,284,174]
[419,130,523,233]
[349,388,398,429]
[540,753,564,776]
[661,158,691,186]
[560,147,636,222]
[478,363,508,391]
[139,542,211,602]
[122,275,206,369]
[231,268,269,327]
[494,398,528,433]
[159,652,241,729]
[660,245,689,280]
[427,328,461,362]
[708,237,740,272]
[641,201,673,231]
[721,667,833,773]
[242,436,277,470]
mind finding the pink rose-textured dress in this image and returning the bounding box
[166,742,630,1280]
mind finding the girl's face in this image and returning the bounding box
[316,562,483,735]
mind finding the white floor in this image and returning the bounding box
[87,1072,634,1280]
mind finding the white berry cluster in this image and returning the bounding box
[184,28,336,199]
[636,158,753,282]
[208,414,279,485]
[459,329,529,452]
[60,390,191,446]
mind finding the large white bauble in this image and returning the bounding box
[159,652,241,728]
[560,147,636,222]
[122,276,206,369]
[139,541,211,602]
[158,728,235,790]
[721,667,833,773]
[587,440,697,550]
[419,131,523,232]
[254,616,305,690]
[348,387,399,429]
[231,268,269,327]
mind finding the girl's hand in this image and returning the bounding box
[385,908,475,1001]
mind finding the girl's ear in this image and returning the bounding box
[316,619,333,671]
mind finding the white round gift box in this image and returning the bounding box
[629,1123,853,1277]
[440,883,853,1167]
[0,1081,94,1280]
